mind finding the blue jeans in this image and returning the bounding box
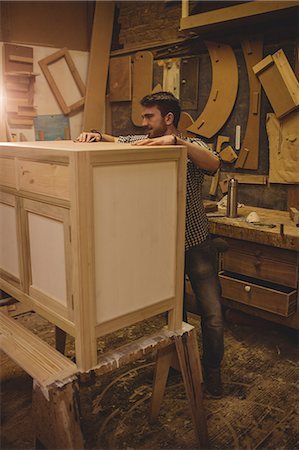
[184,238,224,369]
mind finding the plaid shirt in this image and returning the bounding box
[118,134,218,251]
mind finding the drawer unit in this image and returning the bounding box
[18,160,70,200]
[222,238,298,288]
[219,271,297,317]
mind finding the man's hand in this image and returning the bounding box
[132,135,176,146]
[75,131,102,143]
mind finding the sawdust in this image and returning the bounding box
[1,311,298,449]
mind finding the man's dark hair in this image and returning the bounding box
[140,91,181,127]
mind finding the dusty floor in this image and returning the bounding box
[1,309,298,450]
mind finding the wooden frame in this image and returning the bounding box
[0,140,187,371]
[38,48,86,115]
[180,1,299,32]
[0,191,24,290]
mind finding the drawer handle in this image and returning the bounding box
[254,259,262,268]
[244,285,251,293]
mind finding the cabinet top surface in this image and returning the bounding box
[0,140,184,155]
[207,204,299,251]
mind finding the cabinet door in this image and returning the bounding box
[23,199,73,321]
[0,192,24,289]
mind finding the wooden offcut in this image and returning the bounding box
[177,111,194,137]
[219,145,238,163]
[180,1,299,32]
[216,135,230,153]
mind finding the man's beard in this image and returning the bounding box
[146,123,167,138]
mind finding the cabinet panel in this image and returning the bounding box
[23,199,73,320]
[93,162,177,324]
[0,158,17,189]
[220,271,297,317]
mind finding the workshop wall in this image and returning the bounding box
[117,1,182,49]
[109,1,299,211]
[0,1,92,141]
[0,1,93,51]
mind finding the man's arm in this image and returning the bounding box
[75,131,117,143]
[133,134,220,172]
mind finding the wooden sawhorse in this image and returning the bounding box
[0,313,209,449]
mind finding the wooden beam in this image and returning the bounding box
[180,1,299,31]
[83,1,115,132]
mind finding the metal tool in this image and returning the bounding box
[252,222,276,228]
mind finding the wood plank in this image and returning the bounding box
[109,55,132,102]
[132,51,153,127]
[9,55,33,64]
[0,311,77,388]
[221,173,267,184]
[69,151,97,371]
[180,1,299,31]
[83,1,115,132]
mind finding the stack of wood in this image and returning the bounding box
[4,44,37,128]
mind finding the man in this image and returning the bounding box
[77,92,224,398]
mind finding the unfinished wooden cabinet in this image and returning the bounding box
[0,141,187,370]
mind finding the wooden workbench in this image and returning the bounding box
[207,205,299,251]
[206,204,299,329]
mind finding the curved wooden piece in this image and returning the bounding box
[235,37,263,170]
[187,41,238,138]
[177,111,195,137]
[132,51,153,126]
